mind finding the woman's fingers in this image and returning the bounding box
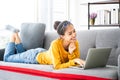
[74,58,85,66]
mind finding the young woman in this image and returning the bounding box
[36,20,85,69]
[4,21,85,69]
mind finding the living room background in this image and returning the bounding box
[0,0,119,49]
[0,0,90,31]
[0,0,85,49]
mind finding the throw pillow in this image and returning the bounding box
[20,23,46,50]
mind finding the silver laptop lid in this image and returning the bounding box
[84,48,111,69]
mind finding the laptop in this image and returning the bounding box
[74,48,111,69]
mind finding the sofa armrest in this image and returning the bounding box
[0,49,5,61]
[118,55,120,79]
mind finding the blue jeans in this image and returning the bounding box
[4,42,46,64]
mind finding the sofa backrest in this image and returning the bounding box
[43,31,58,49]
[95,29,120,66]
[44,29,120,66]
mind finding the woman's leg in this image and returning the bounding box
[4,32,45,64]
[4,32,38,63]
[4,33,16,61]
[4,33,26,63]
[14,33,26,53]
[16,43,26,53]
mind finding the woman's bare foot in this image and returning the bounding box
[10,33,16,42]
[14,32,21,44]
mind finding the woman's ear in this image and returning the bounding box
[60,35,64,39]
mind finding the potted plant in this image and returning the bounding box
[89,13,97,25]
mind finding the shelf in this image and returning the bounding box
[81,0,119,5]
[88,0,119,4]
[87,0,120,30]
[90,24,120,27]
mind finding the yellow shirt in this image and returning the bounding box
[36,38,80,69]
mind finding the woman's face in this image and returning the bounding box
[61,24,76,43]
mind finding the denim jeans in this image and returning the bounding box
[4,42,46,64]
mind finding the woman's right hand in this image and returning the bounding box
[74,58,85,66]
[68,42,76,54]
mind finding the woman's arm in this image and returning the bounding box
[67,41,85,66]
[50,41,81,69]
[50,41,76,69]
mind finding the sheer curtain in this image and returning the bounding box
[0,0,36,49]
[0,0,36,29]
[37,0,69,31]
[0,0,70,48]
[37,0,53,31]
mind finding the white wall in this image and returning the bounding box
[69,0,88,30]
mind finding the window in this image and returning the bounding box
[52,0,69,30]
[0,0,36,29]
[0,0,36,49]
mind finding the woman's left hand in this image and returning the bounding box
[74,58,85,66]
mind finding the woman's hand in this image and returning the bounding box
[74,58,85,66]
[68,42,76,54]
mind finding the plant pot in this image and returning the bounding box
[90,19,95,25]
